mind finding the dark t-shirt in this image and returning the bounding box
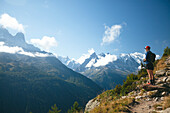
[145,51,151,64]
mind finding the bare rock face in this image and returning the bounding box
[155,69,166,76]
[166,70,170,76]
[159,107,170,113]
[142,84,165,91]
[165,57,170,65]
[156,76,169,85]
[84,98,100,112]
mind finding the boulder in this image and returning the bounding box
[157,106,163,110]
[154,97,159,101]
[146,97,152,101]
[166,70,170,76]
[121,96,127,99]
[166,76,170,82]
[143,84,165,91]
[155,76,168,85]
[155,70,166,76]
[135,96,142,99]
[147,90,158,97]
[163,77,168,82]
[161,91,166,96]
[160,97,164,101]
[164,67,170,71]
[85,98,100,112]
[159,107,170,113]
[165,57,170,65]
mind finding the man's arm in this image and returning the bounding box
[143,52,148,62]
[143,58,146,62]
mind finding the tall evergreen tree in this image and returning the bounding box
[68,101,81,113]
[48,104,61,113]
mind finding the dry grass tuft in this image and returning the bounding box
[162,95,170,110]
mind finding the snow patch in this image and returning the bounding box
[86,59,96,68]
[93,54,117,67]
[77,48,95,64]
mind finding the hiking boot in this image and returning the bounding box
[150,80,153,85]
[147,82,151,85]
[153,77,155,85]
[152,80,155,85]
[150,80,155,85]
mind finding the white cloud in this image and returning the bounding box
[0,42,23,54]
[34,52,50,57]
[93,54,117,67]
[0,13,25,33]
[156,55,160,59]
[0,41,51,57]
[77,48,95,64]
[0,42,5,46]
[30,36,58,52]
[101,24,122,45]
[88,48,95,55]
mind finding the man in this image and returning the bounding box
[143,46,154,85]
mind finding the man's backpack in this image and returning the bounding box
[149,51,156,63]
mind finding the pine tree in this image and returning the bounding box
[163,46,170,57]
[68,101,81,113]
[48,104,61,113]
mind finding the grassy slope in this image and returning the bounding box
[0,53,102,113]
[87,47,170,113]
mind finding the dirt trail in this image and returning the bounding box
[131,99,160,113]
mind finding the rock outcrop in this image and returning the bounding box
[85,98,100,112]
[84,56,170,113]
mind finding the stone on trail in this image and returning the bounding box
[155,69,166,76]
[142,84,165,91]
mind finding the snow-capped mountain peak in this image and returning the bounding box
[0,27,53,57]
[58,49,151,74]
[92,53,117,67]
[130,52,145,63]
[76,48,96,64]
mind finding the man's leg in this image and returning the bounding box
[147,69,151,84]
[150,70,154,80]
[150,70,154,85]
[148,70,154,85]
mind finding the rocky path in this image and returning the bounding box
[84,56,170,113]
[131,99,161,113]
[131,56,170,113]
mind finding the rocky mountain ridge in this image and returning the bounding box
[0,27,102,113]
[0,27,42,52]
[84,54,170,113]
[58,51,145,73]
[58,50,160,89]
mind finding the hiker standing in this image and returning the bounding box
[143,46,156,85]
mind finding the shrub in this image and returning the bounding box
[162,46,170,57]
[48,104,61,113]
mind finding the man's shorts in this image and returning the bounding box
[146,63,154,70]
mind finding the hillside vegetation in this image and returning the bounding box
[85,47,170,113]
[0,53,102,113]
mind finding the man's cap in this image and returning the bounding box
[144,46,150,49]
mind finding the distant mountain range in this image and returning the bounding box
[0,27,102,113]
[57,49,159,89]
[58,51,145,73]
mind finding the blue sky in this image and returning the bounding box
[0,0,170,59]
